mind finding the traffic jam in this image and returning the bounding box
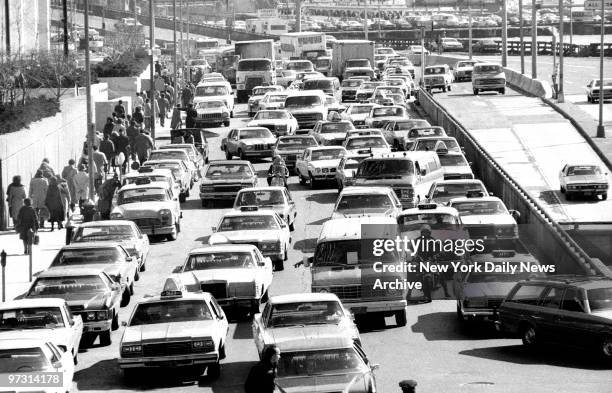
[2,31,611,393]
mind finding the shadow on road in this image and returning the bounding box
[459,344,612,370]
[307,217,329,226]
[232,321,254,340]
[292,238,317,253]
[410,311,502,341]
[194,235,211,244]
[305,192,338,204]
[181,198,204,210]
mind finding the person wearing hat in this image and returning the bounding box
[16,198,38,255]
[267,155,289,187]
[414,224,438,302]
[399,379,418,393]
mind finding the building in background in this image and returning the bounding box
[0,0,51,53]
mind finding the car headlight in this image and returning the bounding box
[110,212,123,219]
[121,344,142,354]
[97,310,109,320]
[317,288,329,293]
[245,145,254,150]
[314,167,322,174]
[159,209,172,217]
[87,311,96,321]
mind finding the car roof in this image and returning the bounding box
[58,242,122,250]
[136,291,212,305]
[279,134,315,139]
[0,338,52,350]
[37,266,106,278]
[305,146,347,152]
[118,182,169,191]
[0,298,67,310]
[269,293,342,304]
[339,186,393,195]
[237,127,272,132]
[76,220,136,227]
[273,332,354,353]
[449,196,503,203]
[521,275,612,290]
[238,186,286,192]
[189,244,258,254]
[433,179,485,185]
[207,160,252,165]
[124,168,173,178]
[144,159,184,165]
[222,209,278,218]
[319,216,397,241]
[152,148,187,154]
[399,205,459,216]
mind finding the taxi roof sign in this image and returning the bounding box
[417,203,438,210]
[466,190,485,198]
[240,206,259,212]
[161,277,183,298]
[492,250,517,258]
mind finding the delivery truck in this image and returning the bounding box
[331,40,375,80]
[280,32,327,61]
[235,39,276,102]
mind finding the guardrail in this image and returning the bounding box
[417,88,612,278]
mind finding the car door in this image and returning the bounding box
[274,213,291,248]
[555,287,594,347]
[226,129,237,152]
[207,297,228,351]
[253,302,272,356]
[118,245,138,285]
[296,150,308,177]
[102,272,122,310]
[283,188,297,223]
[536,285,565,342]
[64,303,83,356]
[133,224,149,264]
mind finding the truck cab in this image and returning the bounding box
[235,40,276,102]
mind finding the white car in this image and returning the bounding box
[234,187,297,230]
[149,149,199,185]
[252,293,361,357]
[248,85,284,117]
[118,284,228,379]
[453,60,479,82]
[172,244,273,314]
[247,110,298,137]
[0,299,83,364]
[559,163,609,200]
[258,91,290,110]
[193,100,231,128]
[210,208,291,271]
[276,69,297,88]
[438,151,474,180]
[426,179,489,205]
[193,82,234,117]
[343,135,391,156]
[122,167,181,202]
[364,105,408,129]
[586,78,612,103]
[0,338,75,393]
[295,146,348,189]
[332,186,403,220]
[345,103,381,128]
[71,220,150,272]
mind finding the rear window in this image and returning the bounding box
[507,284,547,305]
[303,79,334,91]
[475,65,502,73]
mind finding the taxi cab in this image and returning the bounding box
[252,293,361,358]
[332,186,402,220]
[295,146,348,189]
[345,103,381,127]
[222,127,277,161]
[310,119,355,146]
[448,192,520,247]
[171,244,273,314]
[343,135,391,156]
[364,105,408,129]
[233,187,297,231]
[273,333,378,393]
[118,279,229,379]
[122,167,180,201]
[438,151,474,180]
[248,85,284,117]
[209,207,291,271]
[149,148,199,183]
[380,121,435,151]
[273,135,319,173]
[409,136,462,154]
[247,110,298,137]
[110,181,181,241]
[142,159,191,203]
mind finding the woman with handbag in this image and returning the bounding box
[45,176,65,231]
[16,198,39,255]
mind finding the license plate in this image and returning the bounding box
[351,307,367,315]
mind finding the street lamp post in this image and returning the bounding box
[531,0,537,79]
[84,0,95,201]
[468,0,472,60]
[173,0,178,108]
[596,0,605,137]
[364,1,369,40]
[558,0,564,102]
[149,0,156,141]
[502,0,508,67]
[519,0,525,73]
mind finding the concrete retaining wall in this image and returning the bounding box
[95,96,133,131]
[418,89,612,278]
[0,84,108,230]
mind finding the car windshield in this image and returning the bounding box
[124,175,171,188]
[0,348,50,372]
[285,95,322,107]
[150,151,187,161]
[205,164,253,178]
[196,101,225,109]
[51,248,123,266]
[303,80,333,90]
[195,86,228,96]
[452,201,508,216]
[320,122,352,134]
[218,215,279,231]
[406,127,441,136]
[372,107,404,117]
[386,80,403,86]
[343,158,367,170]
[425,67,446,75]
[268,301,345,327]
[314,239,397,265]
[439,155,469,166]
[349,105,374,114]
[337,194,393,211]
[129,300,214,326]
[342,80,362,89]
[362,83,380,90]
[587,287,612,311]
[278,347,365,377]
[253,87,277,96]
[398,213,460,230]
[237,59,271,71]
[466,268,535,283]
[277,137,317,149]
[457,61,477,67]
[415,138,459,151]
[357,159,413,178]
[0,307,64,330]
[566,165,601,176]
[268,95,288,103]
[254,111,287,120]
[281,70,295,77]
[118,188,167,204]
[73,225,134,242]
[183,252,255,271]
[236,190,285,207]
[240,128,273,139]
[311,149,344,160]
[432,183,485,199]
[346,137,386,149]
[29,276,107,295]
[316,58,330,67]
[286,61,312,71]
[475,65,502,73]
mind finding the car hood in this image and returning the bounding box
[264,324,353,347]
[332,208,395,219]
[367,116,404,123]
[277,148,306,155]
[202,177,254,185]
[350,114,369,121]
[26,291,110,309]
[461,215,516,225]
[194,95,230,103]
[591,310,612,322]
[456,66,474,71]
[309,159,341,168]
[113,202,171,216]
[0,327,75,348]
[312,265,400,286]
[241,138,277,145]
[462,282,517,298]
[443,165,472,174]
[248,119,287,127]
[318,133,346,140]
[565,175,607,184]
[122,320,218,344]
[209,231,280,244]
[347,147,390,155]
[196,108,225,114]
[181,268,258,283]
[277,371,369,392]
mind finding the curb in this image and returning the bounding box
[542,97,612,173]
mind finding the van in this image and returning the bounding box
[302,77,341,102]
[352,151,445,208]
[284,91,328,129]
[472,63,506,95]
[303,216,408,326]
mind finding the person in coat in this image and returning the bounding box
[181,85,193,108]
[38,158,55,179]
[244,345,280,393]
[45,176,65,231]
[185,104,197,129]
[73,165,89,210]
[102,117,115,137]
[61,159,78,211]
[6,175,26,228]
[170,104,182,129]
[97,175,121,220]
[16,198,38,255]
[133,130,155,164]
[157,92,169,127]
[57,178,72,222]
[99,134,116,173]
[114,128,131,174]
[132,106,144,127]
[28,170,48,227]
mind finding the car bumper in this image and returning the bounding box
[473,82,506,90]
[312,173,337,180]
[242,150,274,158]
[566,187,608,195]
[461,307,496,318]
[344,299,407,315]
[140,225,175,235]
[83,319,112,333]
[119,353,219,368]
[200,191,240,199]
[216,296,259,308]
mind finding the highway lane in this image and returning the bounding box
[68,103,611,393]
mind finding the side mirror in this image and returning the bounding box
[303,256,312,268]
[125,257,133,262]
[211,226,217,232]
[509,210,521,221]
[121,321,128,327]
[258,262,266,266]
[172,265,182,273]
[52,361,62,369]
[420,169,427,176]
[111,283,121,291]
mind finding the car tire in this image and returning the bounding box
[448,84,452,91]
[73,352,78,365]
[587,95,592,103]
[309,174,317,189]
[140,260,146,272]
[219,342,227,360]
[274,259,284,271]
[230,110,234,118]
[129,282,134,295]
[442,85,447,92]
[560,186,565,193]
[603,193,608,200]
[566,192,573,201]
[239,149,246,160]
[289,221,295,232]
[601,335,612,360]
[298,172,306,185]
[395,308,407,327]
[500,88,506,95]
[134,269,140,281]
[473,89,479,95]
[261,290,269,303]
[520,324,538,349]
[112,312,119,330]
[166,224,178,241]
[99,330,112,346]
[207,361,221,379]
[179,193,186,203]
[224,120,230,127]
[225,150,232,160]
[121,289,130,307]
[283,246,288,261]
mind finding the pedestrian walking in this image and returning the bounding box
[16,198,38,255]
[38,158,55,179]
[155,60,162,75]
[6,175,26,228]
[133,106,144,127]
[134,130,155,164]
[92,145,108,191]
[113,118,126,135]
[143,99,152,130]
[45,176,65,231]
[114,128,130,174]
[185,103,197,128]
[135,92,144,109]
[29,170,49,228]
[114,100,126,119]
[57,177,72,222]
[61,159,78,211]
[170,104,182,129]
[181,84,193,108]
[97,174,121,220]
[244,345,280,393]
[165,83,175,106]
[102,117,115,137]
[73,165,89,209]
[126,119,140,158]
[157,92,169,127]
[99,134,116,173]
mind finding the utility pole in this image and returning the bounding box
[63,0,69,57]
[296,0,301,32]
[501,0,508,67]
[558,0,564,102]
[149,0,156,141]
[377,0,381,38]
[4,0,10,55]
[186,0,190,58]
[596,0,605,138]
[468,0,472,60]
[173,0,177,108]
[180,0,184,79]
[84,0,95,201]
[519,0,525,73]
[364,1,368,40]
[420,26,425,87]
[531,0,538,79]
